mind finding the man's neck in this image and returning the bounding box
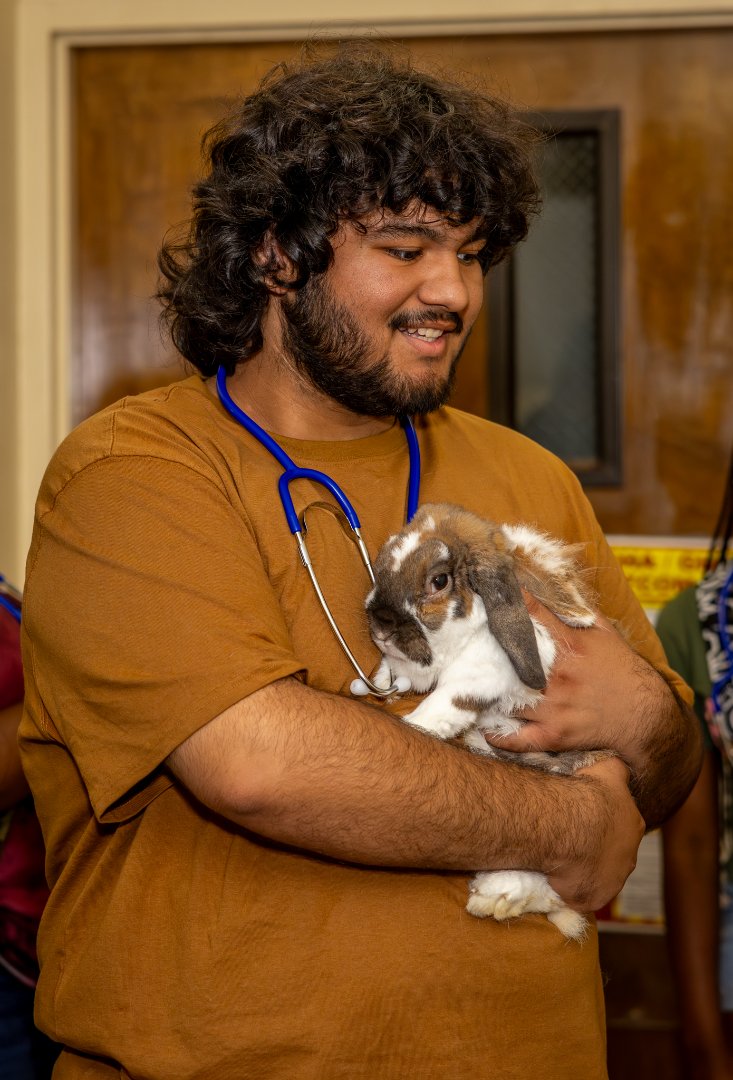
[220,352,394,441]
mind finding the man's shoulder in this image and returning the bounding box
[40,376,216,499]
[427,406,568,456]
[424,407,578,485]
[84,374,211,452]
[418,407,597,547]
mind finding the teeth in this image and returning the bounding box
[404,328,444,340]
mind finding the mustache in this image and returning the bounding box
[389,310,463,335]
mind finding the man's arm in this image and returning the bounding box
[167,676,644,913]
[486,595,704,830]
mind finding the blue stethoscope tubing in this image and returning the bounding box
[0,595,21,623]
[215,366,420,697]
[0,574,21,623]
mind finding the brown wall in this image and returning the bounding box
[73,31,733,537]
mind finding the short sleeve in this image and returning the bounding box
[23,455,304,822]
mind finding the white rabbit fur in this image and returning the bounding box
[365,502,608,941]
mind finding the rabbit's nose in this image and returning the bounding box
[371,607,398,632]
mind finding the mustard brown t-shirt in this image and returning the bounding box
[20,377,685,1079]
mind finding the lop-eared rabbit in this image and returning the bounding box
[365,502,610,940]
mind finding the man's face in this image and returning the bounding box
[279,207,487,417]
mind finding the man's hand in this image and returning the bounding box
[483,592,703,829]
[362,654,644,911]
[488,595,651,759]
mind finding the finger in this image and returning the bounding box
[519,590,581,656]
[585,609,623,635]
[577,755,631,785]
[482,726,550,754]
[520,588,564,630]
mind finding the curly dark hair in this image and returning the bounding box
[157,41,541,376]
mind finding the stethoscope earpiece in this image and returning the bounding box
[349,675,412,697]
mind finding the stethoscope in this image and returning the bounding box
[216,366,417,698]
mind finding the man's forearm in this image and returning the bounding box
[168,677,642,911]
[625,670,703,831]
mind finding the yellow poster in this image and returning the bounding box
[608,535,709,614]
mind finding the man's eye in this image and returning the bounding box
[458,251,482,264]
[386,248,421,262]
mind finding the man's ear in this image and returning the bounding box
[254,231,298,295]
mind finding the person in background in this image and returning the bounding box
[661,448,733,1080]
[0,577,56,1080]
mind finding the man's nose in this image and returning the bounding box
[416,255,471,313]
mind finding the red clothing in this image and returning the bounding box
[0,585,49,987]
[0,594,23,707]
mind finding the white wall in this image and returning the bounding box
[0,0,17,584]
[3,0,733,583]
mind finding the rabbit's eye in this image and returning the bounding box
[428,573,450,594]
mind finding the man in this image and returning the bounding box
[20,44,700,1079]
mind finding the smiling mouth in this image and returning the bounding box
[392,310,463,342]
[401,327,447,341]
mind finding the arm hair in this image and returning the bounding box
[168,677,643,911]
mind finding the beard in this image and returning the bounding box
[279,275,468,417]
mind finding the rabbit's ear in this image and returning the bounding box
[467,559,547,690]
[500,526,596,627]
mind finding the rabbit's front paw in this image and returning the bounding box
[372,659,396,691]
[403,697,470,740]
[467,870,546,920]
